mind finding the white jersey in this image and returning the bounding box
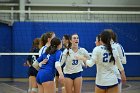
[39,45,47,57]
[111,42,127,64]
[86,45,124,86]
[61,48,90,74]
[111,41,127,79]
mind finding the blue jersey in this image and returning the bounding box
[37,50,62,71]
[36,50,62,84]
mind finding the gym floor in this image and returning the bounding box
[0,80,140,93]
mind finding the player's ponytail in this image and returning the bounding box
[46,37,61,54]
[101,31,115,64]
[66,40,71,56]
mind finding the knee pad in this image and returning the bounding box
[31,88,38,93]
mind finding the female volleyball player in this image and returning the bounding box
[55,34,70,93]
[76,31,126,93]
[104,29,127,93]
[24,38,40,93]
[61,33,90,93]
[34,37,64,93]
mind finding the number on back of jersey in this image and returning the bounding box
[32,55,37,63]
[103,53,112,62]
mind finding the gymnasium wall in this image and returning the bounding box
[0,23,12,78]
[0,22,140,78]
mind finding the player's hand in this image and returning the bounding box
[120,70,127,84]
[39,59,48,67]
[42,59,48,64]
[75,55,83,60]
[75,55,87,62]
[59,74,65,83]
[121,74,127,84]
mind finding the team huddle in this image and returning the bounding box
[24,29,127,93]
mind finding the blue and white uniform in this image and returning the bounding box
[61,48,90,80]
[86,45,124,89]
[111,41,127,64]
[39,45,47,57]
[111,41,127,92]
[36,50,62,84]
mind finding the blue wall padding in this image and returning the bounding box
[0,22,140,78]
[0,23,12,77]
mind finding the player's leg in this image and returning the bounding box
[118,82,122,93]
[28,76,32,93]
[37,83,44,93]
[61,81,66,93]
[55,76,59,93]
[73,77,82,93]
[107,85,119,93]
[95,85,106,93]
[30,76,38,93]
[65,77,73,93]
[42,81,55,93]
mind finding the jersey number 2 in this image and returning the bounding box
[103,53,111,62]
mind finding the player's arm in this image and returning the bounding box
[60,49,67,66]
[76,47,98,67]
[55,51,64,82]
[82,48,91,66]
[117,44,127,64]
[86,48,97,67]
[39,59,48,67]
[115,50,126,83]
[32,54,43,70]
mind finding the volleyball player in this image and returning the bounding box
[104,29,127,93]
[76,31,126,93]
[55,34,70,93]
[61,33,90,93]
[33,37,64,93]
[24,38,40,93]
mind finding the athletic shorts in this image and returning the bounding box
[64,72,82,80]
[28,66,38,77]
[96,79,121,90]
[36,69,54,84]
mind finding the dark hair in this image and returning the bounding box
[112,32,118,42]
[104,29,118,42]
[40,32,55,47]
[66,33,78,55]
[46,37,61,54]
[63,34,70,41]
[63,34,70,48]
[30,38,40,52]
[33,38,40,47]
[100,31,115,64]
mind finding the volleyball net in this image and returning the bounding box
[0,10,140,23]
